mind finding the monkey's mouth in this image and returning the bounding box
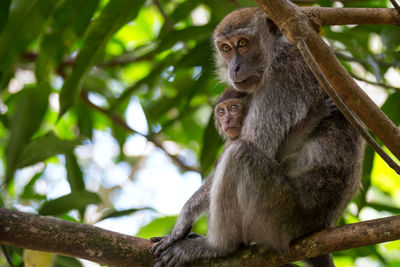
[224,126,241,138]
[234,75,260,90]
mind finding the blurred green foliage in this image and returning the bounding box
[0,0,399,266]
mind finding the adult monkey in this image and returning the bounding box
[151,88,337,253]
[152,7,364,267]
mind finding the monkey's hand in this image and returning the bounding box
[323,97,338,116]
[150,223,192,257]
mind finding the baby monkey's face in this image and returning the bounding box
[215,98,247,139]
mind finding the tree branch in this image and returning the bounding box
[152,0,174,31]
[0,208,153,267]
[296,39,400,174]
[79,91,200,173]
[1,208,400,266]
[390,0,400,13]
[257,0,400,164]
[304,7,400,26]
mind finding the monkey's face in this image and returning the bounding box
[213,7,267,92]
[215,98,247,139]
[215,34,262,92]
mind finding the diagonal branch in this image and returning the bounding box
[1,208,400,266]
[390,0,400,13]
[297,39,400,174]
[256,0,400,167]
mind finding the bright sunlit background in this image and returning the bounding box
[1,0,400,267]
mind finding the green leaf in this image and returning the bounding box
[5,83,51,184]
[35,0,99,82]
[59,0,145,116]
[65,152,85,192]
[75,100,93,139]
[39,191,101,216]
[199,113,223,178]
[20,171,46,201]
[202,0,237,21]
[192,215,207,236]
[100,208,154,221]
[54,255,83,267]
[17,131,83,168]
[0,0,11,34]
[317,0,332,7]
[135,216,177,239]
[0,0,57,86]
[382,91,400,126]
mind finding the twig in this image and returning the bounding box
[79,91,199,173]
[152,0,174,31]
[297,39,400,174]
[353,75,400,91]
[334,51,393,69]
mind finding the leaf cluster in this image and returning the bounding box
[0,0,399,266]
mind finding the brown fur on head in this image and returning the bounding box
[214,87,251,139]
[212,7,281,93]
[213,7,264,40]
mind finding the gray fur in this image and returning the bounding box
[151,7,364,267]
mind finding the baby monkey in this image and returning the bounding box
[151,88,337,266]
[214,87,251,140]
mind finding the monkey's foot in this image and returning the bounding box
[150,235,177,257]
[153,238,199,267]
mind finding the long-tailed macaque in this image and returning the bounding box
[151,7,364,267]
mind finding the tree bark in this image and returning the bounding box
[0,208,154,267]
[305,7,400,26]
[257,0,400,162]
[1,208,400,266]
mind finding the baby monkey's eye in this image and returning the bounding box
[237,38,248,48]
[221,44,231,52]
[218,108,225,116]
[230,104,239,111]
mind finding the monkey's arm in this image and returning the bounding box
[279,97,337,159]
[150,170,213,256]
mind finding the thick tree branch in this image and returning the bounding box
[1,208,400,266]
[257,0,400,165]
[0,208,153,267]
[296,39,400,174]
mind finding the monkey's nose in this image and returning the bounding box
[234,64,240,72]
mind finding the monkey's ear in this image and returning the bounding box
[266,17,281,36]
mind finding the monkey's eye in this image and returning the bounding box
[237,38,248,48]
[221,44,231,52]
[230,104,239,112]
[218,108,225,116]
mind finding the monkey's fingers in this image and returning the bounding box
[150,236,164,242]
[150,237,174,257]
[157,246,181,267]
